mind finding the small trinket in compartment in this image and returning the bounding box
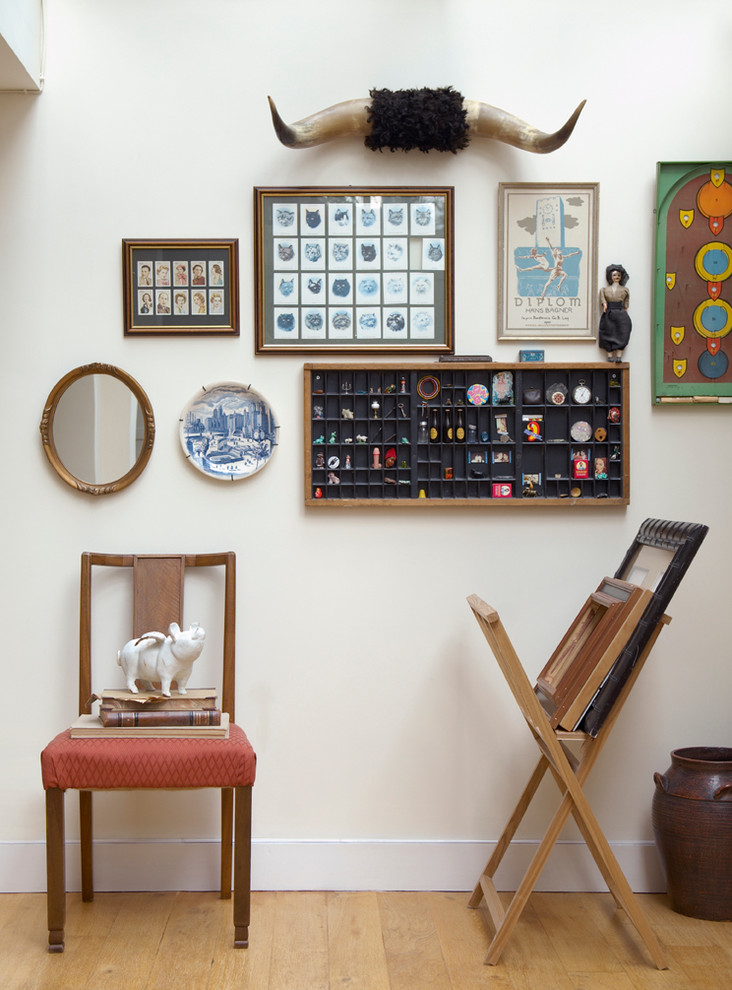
[467,383,489,406]
[570,420,592,442]
[418,405,429,443]
[522,475,540,497]
[572,380,592,404]
[546,382,568,405]
[572,449,589,479]
[522,414,542,441]
[492,371,514,405]
[494,414,511,441]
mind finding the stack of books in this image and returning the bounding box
[70,688,228,738]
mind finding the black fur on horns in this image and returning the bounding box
[364,87,470,154]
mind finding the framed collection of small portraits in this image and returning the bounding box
[122,239,239,336]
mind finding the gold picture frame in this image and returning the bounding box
[123,238,239,336]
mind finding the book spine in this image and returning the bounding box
[99,697,218,711]
[99,709,222,727]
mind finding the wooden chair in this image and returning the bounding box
[466,593,669,969]
[41,552,256,952]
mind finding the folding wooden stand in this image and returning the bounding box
[466,593,670,969]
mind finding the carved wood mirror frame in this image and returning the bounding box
[39,362,155,495]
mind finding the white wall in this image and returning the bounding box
[1,0,730,894]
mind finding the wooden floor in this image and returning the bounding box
[1,890,729,989]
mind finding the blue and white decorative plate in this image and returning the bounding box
[179,382,278,481]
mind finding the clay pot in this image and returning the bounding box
[652,747,732,920]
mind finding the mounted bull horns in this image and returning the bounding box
[268,87,586,155]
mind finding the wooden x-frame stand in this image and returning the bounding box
[466,594,670,969]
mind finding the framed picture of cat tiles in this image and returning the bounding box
[254,186,454,354]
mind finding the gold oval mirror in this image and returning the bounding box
[39,363,155,495]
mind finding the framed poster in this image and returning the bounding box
[653,162,732,403]
[498,182,598,341]
[254,186,454,353]
[123,239,239,336]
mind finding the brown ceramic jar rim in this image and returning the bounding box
[672,746,732,764]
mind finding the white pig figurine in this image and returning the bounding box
[117,622,206,696]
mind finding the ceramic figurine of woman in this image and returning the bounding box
[599,264,631,362]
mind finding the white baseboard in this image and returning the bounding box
[0,838,665,894]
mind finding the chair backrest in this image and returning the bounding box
[79,552,236,719]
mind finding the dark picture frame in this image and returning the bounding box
[254,187,454,353]
[579,517,709,735]
[123,239,239,336]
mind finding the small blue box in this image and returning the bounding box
[519,349,545,362]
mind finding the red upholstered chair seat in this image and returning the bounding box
[42,724,256,791]
[42,552,254,954]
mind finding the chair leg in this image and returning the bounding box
[232,786,252,948]
[79,791,94,902]
[220,787,233,899]
[45,788,66,953]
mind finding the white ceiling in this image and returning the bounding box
[0,35,39,90]
[0,0,43,93]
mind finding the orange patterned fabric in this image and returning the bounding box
[41,723,256,791]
